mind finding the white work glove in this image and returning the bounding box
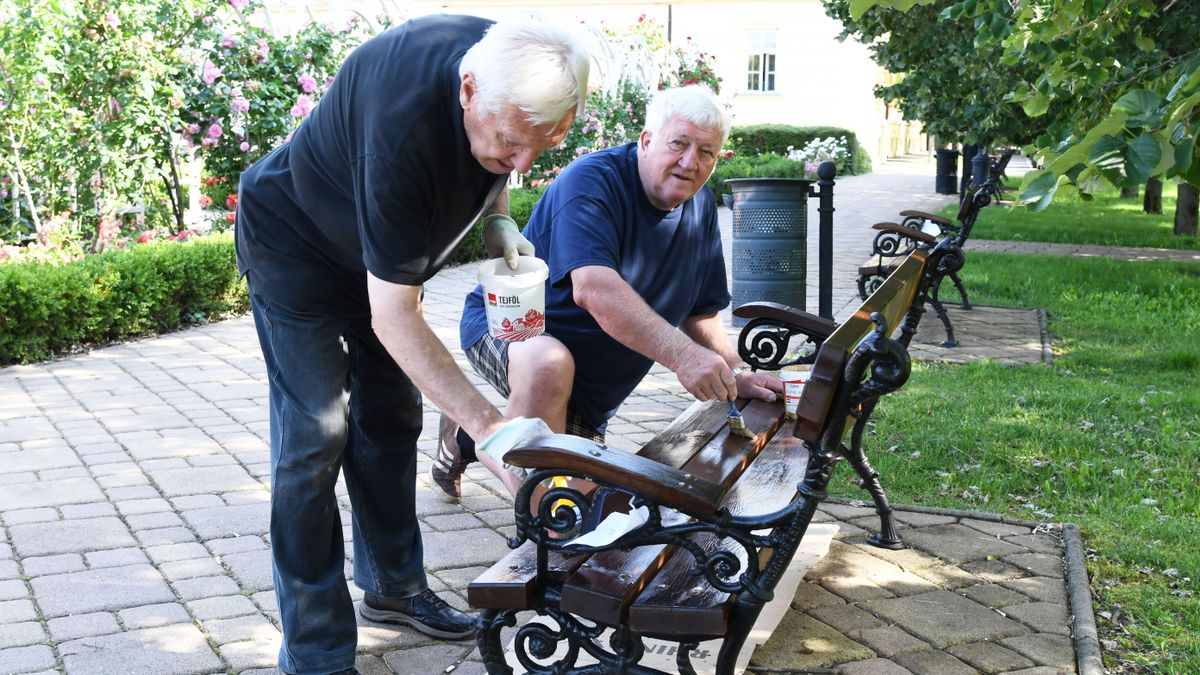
[477,416,553,480]
[482,214,535,270]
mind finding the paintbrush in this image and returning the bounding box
[727,400,756,439]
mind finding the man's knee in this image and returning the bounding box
[508,336,575,398]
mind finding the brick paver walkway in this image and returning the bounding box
[0,156,1108,675]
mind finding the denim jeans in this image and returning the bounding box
[249,286,428,674]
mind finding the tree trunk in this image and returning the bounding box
[1143,178,1163,214]
[1176,181,1198,236]
[1120,185,1139,199]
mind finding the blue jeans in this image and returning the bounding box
[249,286,428,675]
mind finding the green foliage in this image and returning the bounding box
[824,0,1058,147]
[180,4,371,204]
[706,154,810,203]
[0,0,211,243]
[0,0,370,252]
[849,0,1200,211]
[728,124,871,175]
[0,233,246,364]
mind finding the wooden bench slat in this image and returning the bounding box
[467,539,588,609]
[628,428,810,637]
[558,401,782,626]
[637,399,734,468]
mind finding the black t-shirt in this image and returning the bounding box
[235,14,506,313]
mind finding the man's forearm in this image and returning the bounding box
[572,268,694,369]
[681,313,740,367]
[368,274,505,441]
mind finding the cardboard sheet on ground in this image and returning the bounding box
[501,523,838,675]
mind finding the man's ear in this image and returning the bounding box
[639,129,652,152]
[459,72,476,109]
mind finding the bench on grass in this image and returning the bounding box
[468,245,954,675]
[856,179,1000,347]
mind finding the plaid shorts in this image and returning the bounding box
[465,332,605,444]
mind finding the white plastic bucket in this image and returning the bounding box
[780,366,812,419]
[477,256,549,342]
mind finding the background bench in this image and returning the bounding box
[468,246,955,675]
[856,179,1000,346]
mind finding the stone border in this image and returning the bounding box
[825,498,1102,675]
[1063,524,1104,675]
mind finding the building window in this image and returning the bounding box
[746,30,777,92]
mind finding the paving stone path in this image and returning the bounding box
[0,156,1137,674]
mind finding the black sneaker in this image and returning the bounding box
[431,414,471,498]
[359,589,476,640]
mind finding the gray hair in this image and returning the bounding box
[643,84,731,147]
[459,15,590,127]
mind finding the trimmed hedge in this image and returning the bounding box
[0,233,248,365]
[730,124,872,176]
[707,153,811,203]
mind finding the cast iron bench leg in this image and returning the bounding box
[930,280,958,347]
[949,271,972,310]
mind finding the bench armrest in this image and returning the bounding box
[732,302,837,339]
[504,434,725,516]
[870,221,937,245]
[897,209,952,227]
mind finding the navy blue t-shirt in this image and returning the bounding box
[459,143,730,430]
[236,14,506,313]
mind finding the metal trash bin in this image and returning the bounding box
[724,178,813,326]
[935,148,960,194]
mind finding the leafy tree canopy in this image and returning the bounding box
[843,0,1200,208]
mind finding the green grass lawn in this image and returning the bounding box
[835,253,1200,672]
[942,181,1200,250]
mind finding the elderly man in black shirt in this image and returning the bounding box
[235,14,587,674]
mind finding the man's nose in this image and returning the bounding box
[677,146,698,170]
[511,148,538,174]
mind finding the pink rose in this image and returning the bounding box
[229,0,248,10]
[239,141,250,151]
[289,94,313,118]
[231,96,250,114]
[202,61,222,85]
[297,74,317,93]
[207,123,223,139]
[221,34,237,49]
[198,194,213,208]
[186,123,200,135]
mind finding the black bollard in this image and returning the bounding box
[815,161,837,320]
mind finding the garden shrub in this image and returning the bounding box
[0,234,246,365]
[707,153,811,203]
[730,124,872,176]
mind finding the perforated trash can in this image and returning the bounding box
[724,178,813,326]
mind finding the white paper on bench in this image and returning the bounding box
[503,523,839,675]
[569,498,649,548]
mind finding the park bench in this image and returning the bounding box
[855,179,1000,346]
[468,243,955,674]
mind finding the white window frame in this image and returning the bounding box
[745,29,777,93]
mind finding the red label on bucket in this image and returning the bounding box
[494,309,545,341]
[487,293,497,306]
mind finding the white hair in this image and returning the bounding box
[459,15,590,127]
[643,84,731,147]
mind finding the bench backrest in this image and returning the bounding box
[794,249,927,444]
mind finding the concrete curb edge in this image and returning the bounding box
[1063,523,1105,675]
